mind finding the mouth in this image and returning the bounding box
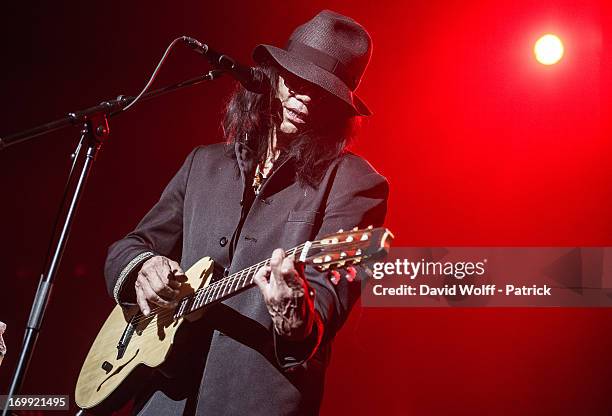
[285,107,307,124]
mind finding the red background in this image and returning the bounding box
[1,1,611,414]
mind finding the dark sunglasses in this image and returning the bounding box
[280,71,329,104]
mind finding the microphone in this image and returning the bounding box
[182,36,269,93]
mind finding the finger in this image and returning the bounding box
[253,266,271,295]
[164,259,184,289]
[168,260,187,283]
[135,281,151,316]
[141,279,176,308]
[269,248,286,285]
[167,279,182,290]
[280,256,299,284]
[148,267,179,300]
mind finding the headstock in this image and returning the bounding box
[301,226,394,282]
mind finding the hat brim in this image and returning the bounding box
[253,44,371,116]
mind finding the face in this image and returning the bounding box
[275,70,333,135]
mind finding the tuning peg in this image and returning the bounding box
[345,266,357,282]
[338,228,344,233]
[367,225,373,229]
[352,226,359,231]
[330,270,341,285]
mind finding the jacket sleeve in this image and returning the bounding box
[104,147,201,306]
[274,156,389,369]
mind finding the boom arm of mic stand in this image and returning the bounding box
[0,69,224,151]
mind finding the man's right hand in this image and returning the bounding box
[135,255,186,316]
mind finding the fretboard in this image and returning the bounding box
[172,243,308,320]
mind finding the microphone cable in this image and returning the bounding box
[122,36,185,112]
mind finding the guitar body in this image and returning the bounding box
[75,256,215,410]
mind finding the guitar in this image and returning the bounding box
[75,226,394,410]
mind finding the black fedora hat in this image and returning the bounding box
[253,10,372,116]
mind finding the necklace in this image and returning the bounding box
[252,156,275,195]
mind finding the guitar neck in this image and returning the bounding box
[172,243,308,320]
[170,226,393,321]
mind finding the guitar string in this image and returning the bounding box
[133,251,363,339]
[129,241,315,326]
[128,241,316,334]
[132,237,368,324]
[129,238,370,330]
[128,238,366,330]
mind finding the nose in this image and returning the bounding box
[289,89,312,105]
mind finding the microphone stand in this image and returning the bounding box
[0,69,224,416]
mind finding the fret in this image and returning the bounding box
[240,269,249,287]
[225,276,234,294]
[215,282,225,301]
[187,294,195,314]
[229,274,239,293]
[235,274,243,290]
[242,269,251,286]
[235,271,244,289]
[225,277,234,295]
[190,291,197,312]
[218,280,228,300]
[177,297,188,318]
[226,278,235,296]
[210,280,222,301]
[204,283,215,304]
[219,279,228,298]
[217,280,227,299]
[204,285,212,305]
[195,289,204,309]
[243,269,252,286]
[221,279,232,298]
[173,304,181,320]
[190,291,197,311]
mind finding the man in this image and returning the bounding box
[105,10,388,415]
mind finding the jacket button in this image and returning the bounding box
[219,236,228,247]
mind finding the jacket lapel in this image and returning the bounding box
[258,156,297,199]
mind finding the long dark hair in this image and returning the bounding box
[222,62,360,188]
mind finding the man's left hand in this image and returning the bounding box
[253,248,315,340]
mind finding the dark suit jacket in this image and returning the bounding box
[104,142,388,415]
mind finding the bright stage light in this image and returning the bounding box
[534,34,564,65]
